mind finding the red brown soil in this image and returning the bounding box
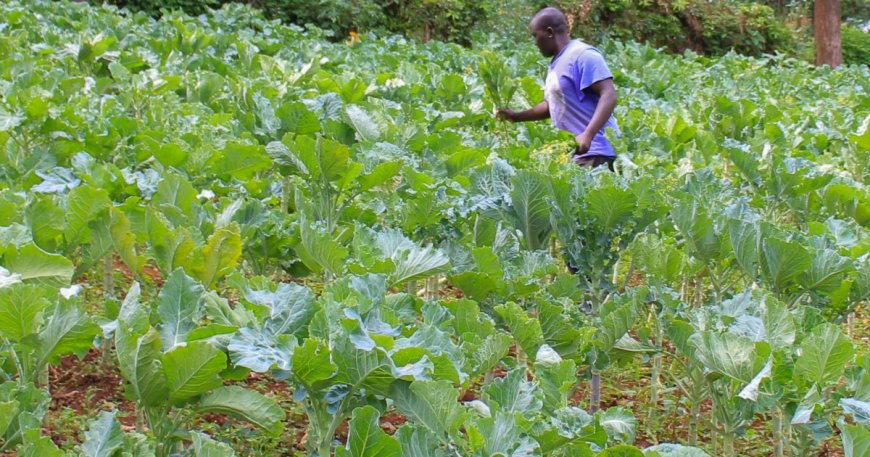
[46,348,137,445]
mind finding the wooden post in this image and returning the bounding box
[814,0,843,67]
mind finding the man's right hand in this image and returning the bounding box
[496,108,517,122]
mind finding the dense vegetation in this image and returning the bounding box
[1,1,869,456]
[98,0,870,64]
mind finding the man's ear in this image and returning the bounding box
[547,27,553,37]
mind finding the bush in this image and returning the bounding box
[251,0,386,38]
[842,25,870,65]
[99,0,492,45]
[533,0,794,57]
[106,0,224,16]
[687,2,794,55]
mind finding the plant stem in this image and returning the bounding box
[102,255,114,367]
[647,307,662,443]
[318,397,349,457]
[847,312,855,339]
[773,407,785,457]
[281,176,291,214]
[590,369,601,413]
[689,396,700,446]
[723,430,735,456]
[2,337,25,385]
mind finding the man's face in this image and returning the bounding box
[530,22,555,57]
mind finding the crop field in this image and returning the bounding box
[0,1,868,456]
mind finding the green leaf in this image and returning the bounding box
[336,406,401,457]
[0,400,18,437]
[212,141,272,181]
[64,185,111,248]
[799,248,854,295]
[197,386,285,435]
[6,243,74,286]
[147,211,195,275]
[494,302,543,357]
[0,108,23,131]
[599,444,645,457]
[163,341,227,404]
[296,219,348,275]
[115,328,169,407]
[596,299,641,353]
[266,140,309,176]
[536,359,577,412]
[390,380,465,439]
[539,301,588,359]
[81,411,124,457]
[761,237,811,291]
[643,443,710,457]
[470,332,512,378]
[292,338,336,388]
[106,208,142,273]
[727,218,760,278]
[445,149,486,177]
[306,137,350,181]
[671,196,718,261]
[190,431,235,457]
[345,105,381,142]
[689,331,758,384]
[448,271,498,302]
[154,143,187,168]
[586,184,635,231]
[762,297,796,350]
[795,324,854,386]
[396,425,446,457]
[598,407,636,443]
[387,243,449,288]
[278,101,321,135]
[842,398,870,424]
[191,224,242,288]
[841,422,870,457]
[0,284,51,341]
[36,300,99,367]
[509,170,552,251]
[483,368,542,415]
[358,160,402,192]
[19,423,64,457]
[244,282,315,336]
[157,269,204,350]
[117,282,148,335]
[476,412,540,457]
[333,337,394,395]
[153,173,197,219]
[227,328,295,372]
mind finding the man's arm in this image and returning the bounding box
[575,78,617,154]
[496,100,550,122]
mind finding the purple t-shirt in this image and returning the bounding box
[545,40,620,158]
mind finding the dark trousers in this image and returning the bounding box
[573,152,615,171]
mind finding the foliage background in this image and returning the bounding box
[95,0,870,65]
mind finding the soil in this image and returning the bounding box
[45,348,137,446]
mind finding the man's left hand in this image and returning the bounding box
[575,131,593,154]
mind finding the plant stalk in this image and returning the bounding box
[647,307,662,443]
[723,431,735,456]
[773,407,786,457]
[102,255,114,367]
[689,396,700,446]
[590,369,601,413]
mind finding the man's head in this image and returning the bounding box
[529,7,570,57]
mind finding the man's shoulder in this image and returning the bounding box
[562,41,605,65]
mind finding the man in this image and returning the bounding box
[497,7,619,170]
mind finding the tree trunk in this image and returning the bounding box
[814,0,842,67]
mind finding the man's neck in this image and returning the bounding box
[553,35,572,57]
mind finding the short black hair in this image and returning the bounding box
[531,7,569,34]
